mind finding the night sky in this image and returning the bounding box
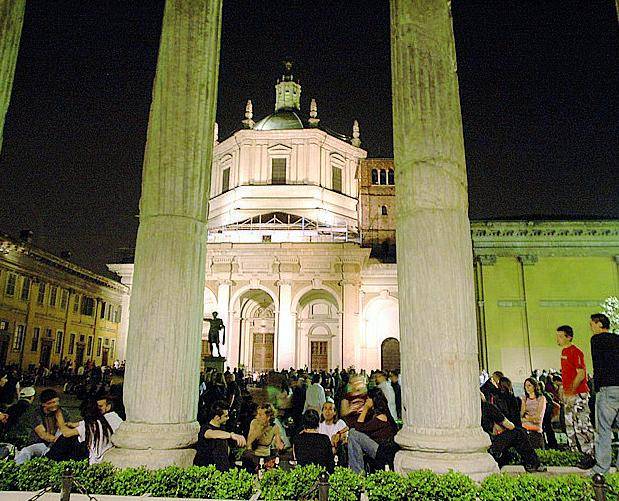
[0,1,617,275]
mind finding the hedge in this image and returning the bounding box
[0,459,617,500]
[507,449,587,467]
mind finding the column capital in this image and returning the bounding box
[217,279,233,287]
[276,280,292,288]
[475,254,497,266]
[340,279,360,287]
[517,254,538,266]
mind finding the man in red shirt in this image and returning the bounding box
[556,325,595,466]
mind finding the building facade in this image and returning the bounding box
[0,233,127,370]
[109,69,619,379]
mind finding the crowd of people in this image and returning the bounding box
[195,366,402,474]
[480,313,618,476]
[0,312,617,478]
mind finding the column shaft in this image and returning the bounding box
[0,0,26,153]
[108,0,222,469]
[390,0,497,479]
[277,281,294,369]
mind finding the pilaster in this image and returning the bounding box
[276,280,294,369]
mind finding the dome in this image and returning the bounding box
[253,110,304,131]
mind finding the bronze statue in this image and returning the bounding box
[204,311,225,357]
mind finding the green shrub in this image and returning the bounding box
[479,473,594,501]
[215,468,255,499]
[73,461,116,494]
[364,470,410,501]
[406,470,478,500]
[15,457,57,491]
[147,465,189,497]
[328,467,364,501]
[260,464,325,500]
[111,466,154,496]
[50,460,90,491]
[0,460,19,491]
[605,473,619,501]
[507,448,584,467]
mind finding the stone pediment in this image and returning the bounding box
[266,143,292,153]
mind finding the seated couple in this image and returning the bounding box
[194,401,285,472]
[295,389,399,474]
[15,389,122,465]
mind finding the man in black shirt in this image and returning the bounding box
[481,395,545,472]
[589,313,619,475]
[194,400,246,471]
[15,389,66,464]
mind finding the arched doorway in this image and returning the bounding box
[381,337,400,372]
[296,289,340,370]
[237,289,276,371]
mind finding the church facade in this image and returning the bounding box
[109,68,619,378]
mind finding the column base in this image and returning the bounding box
[394,450,499,482]
[108,420,199,469]
[105,446,196,469]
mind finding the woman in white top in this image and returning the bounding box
[61,399,123,464]
[318,400,348,450]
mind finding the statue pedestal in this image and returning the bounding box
[202,356,226,372]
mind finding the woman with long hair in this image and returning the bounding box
[521,378,546,449]
[494,376,522,429]
[60,398,123,464]
[347,387,399,473]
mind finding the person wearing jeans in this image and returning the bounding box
[346,388,398,474]
[589,313,619,475]
[348,427,380,473]
[15,389,65,465]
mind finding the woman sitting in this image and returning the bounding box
[242,403,285,472]
[521,378,547,449]
[293,410,334,472]
[347,388,399,473]
[319,399,349,450]
[494,377,522,428]
[59,398,123,464]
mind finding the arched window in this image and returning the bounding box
[388,169,394,185]
[381,205,388,216]
[379,169,387,185]
[371,169,379,184]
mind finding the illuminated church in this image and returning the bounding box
[109,65,619,378]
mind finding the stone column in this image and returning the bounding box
[217,280,232,359]
[390,0,497,480]
[276,280,294,369]
[0,0,26,154]
[107,0,222,469]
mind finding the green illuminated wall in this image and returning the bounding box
[472,221,619,381]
